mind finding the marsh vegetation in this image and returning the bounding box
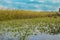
[0,10,60,40]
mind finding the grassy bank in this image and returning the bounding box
[0,17,60,34]
[0,17,60,40]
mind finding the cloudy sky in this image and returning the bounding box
[0,0,60,11]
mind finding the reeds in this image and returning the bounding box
[0,10,59,21]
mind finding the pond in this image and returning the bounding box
[27,33,60,40]
[0,32,60,40]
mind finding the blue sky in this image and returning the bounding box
[0,0,60,11]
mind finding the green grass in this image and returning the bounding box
[0,17,60,34]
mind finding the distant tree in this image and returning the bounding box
[59,8,60,12]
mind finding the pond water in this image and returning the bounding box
[0,32,20,40]
[27,33,60,40]
[0,32,60,40]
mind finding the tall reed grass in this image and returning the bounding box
[0,10,59,21]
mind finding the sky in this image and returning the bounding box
[0,0,60,11]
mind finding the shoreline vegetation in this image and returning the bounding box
[0,10,60,34]
[0,10,60,40]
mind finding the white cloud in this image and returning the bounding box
[34,5,40,9]
[4,0,12,3]
[37,0,60,4]
[45,5,53,8]
[30,0,34,2]
[14,2,20,4]
[38,0,45,2]
[0,5,8,9]
[34,4,53,9]
[13,2,26,5]
[49,0,60,3]
[0,5,18,10]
